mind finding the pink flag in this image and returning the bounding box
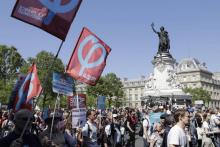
[66,27,111,85]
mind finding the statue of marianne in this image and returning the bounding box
[151,23,170,53]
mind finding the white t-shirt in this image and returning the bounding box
[82,121,98,143]
[167,125,187,147]
[210,114,219,130]
[202,121,209,130]
[143,117,150,138]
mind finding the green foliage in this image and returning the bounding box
[87,73,124,108]
[0,45,25,82]
[183,87,211,103]
[0,45,25,104]
[86,95,97,108]
[0,80,14,104]
[37,94,67,109]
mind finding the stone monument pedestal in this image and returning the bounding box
[143,52,191,107]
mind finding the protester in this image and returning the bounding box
[82,109,99,147]
[126,109,136,147]
[39,110,76,147]
[149,123,163,147]
[188,109,198,147]
[167,109,190,147]
[161,114,174,147]
[0,109,42,147]
[142,109,150,147]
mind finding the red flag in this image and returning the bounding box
[26,64,42,103]
[14,64,42,111]
[11,0,82,40]
[66,27,111,85]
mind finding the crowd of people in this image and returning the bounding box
[0,105,220,147]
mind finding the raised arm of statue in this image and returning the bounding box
[151,23,158,34]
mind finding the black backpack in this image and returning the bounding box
[123,119,129,132]
[138,123,144,136]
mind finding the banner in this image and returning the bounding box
[11,0,82,40]
[97,96,106,110]
[52,72,74,96]
[66,27,111,85]
[68,94,86,109]
[72,108,86,128]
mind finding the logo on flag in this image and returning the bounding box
[13,64,42,111]
[11,0,82,40]
[66,27,111,85]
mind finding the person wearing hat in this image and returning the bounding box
[0,109,42,147]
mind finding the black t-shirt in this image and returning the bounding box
[0,131,42,147]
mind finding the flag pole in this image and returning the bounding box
[34,40,64,109]
[76,92,81,128]
[50,93,59,140]
[20,40,64,139]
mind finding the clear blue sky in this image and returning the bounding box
[1,0,220,79]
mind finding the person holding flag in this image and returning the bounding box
[0,109,42,147]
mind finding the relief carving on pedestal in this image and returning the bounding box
[166,69,182,89]
[156,62,165,72]
[145,73,155,90]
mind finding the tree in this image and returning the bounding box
[20,51,66,108]
[0,80,14,104]
[183,87,211,103]
[0,45,25,83]
[0,45,25,104]
[87,73,124,108]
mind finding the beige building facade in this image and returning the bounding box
[121,76,147,107]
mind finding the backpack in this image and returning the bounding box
[139,118,149,137]
[123,119,129,132]
[138,123,144,136]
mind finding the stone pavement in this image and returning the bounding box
[135,123,144,147]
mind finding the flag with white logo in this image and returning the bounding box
[66,27,111,85]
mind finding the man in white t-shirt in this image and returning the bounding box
[167,109,190,147]
[142,109,150,147]
[82,109,99,147]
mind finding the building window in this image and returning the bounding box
[129,94,132,100]
[135,94,138,100]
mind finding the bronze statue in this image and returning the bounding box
[151,23,170,53]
